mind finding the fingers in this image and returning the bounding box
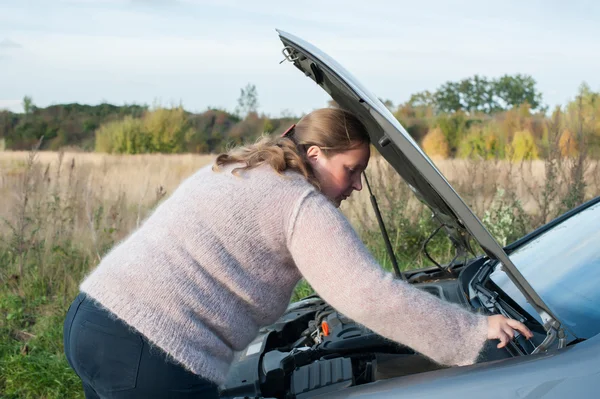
[502,326,515,340]
[488,315,535,349]
[496,330,509,348]
[506,318,534,339]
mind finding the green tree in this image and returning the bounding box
[458,75,499,114]
[235,83,259,118]
[429,74,544,115]
[22,96,34,117]
[407,90,436,109]
[435,82,463,113]
[494,74,544,112]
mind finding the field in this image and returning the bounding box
[0,150,599,398]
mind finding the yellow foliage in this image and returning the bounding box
[518,102,532,118]
[457,125,506,160]
[500,104,535,143]
[507,130,539,161]
[421,127,449,159]
[95,107,193,154]
[457,130,486,159]
[485,133,502,158]
[143,107,192,153]
[500,108,521,140]
[95,116,145,154]
[559,129,578,157]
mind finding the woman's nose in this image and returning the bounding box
[352,176,363,191]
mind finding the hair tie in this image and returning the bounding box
[281,124,296,138]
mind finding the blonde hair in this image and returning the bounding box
[213,108,370,187]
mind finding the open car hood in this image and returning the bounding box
[277,30,561,330]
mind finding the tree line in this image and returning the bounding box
[406,74,544,114]
[1,77,598,160]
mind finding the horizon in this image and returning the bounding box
[1,1,599,117]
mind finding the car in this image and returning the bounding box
[218,30,600,399]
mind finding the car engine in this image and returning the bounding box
[219,296,438,399]
[219,268,518,399]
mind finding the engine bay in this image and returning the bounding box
[218,259,540,399]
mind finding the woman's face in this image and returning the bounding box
[307,142,371,207]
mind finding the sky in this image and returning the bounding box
[1,0,599,117]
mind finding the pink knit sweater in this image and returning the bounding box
[80,163,488,384]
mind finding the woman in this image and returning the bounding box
[63,107,532,398]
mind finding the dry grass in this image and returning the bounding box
[3,151,599,239]
[0,152,215,235]
[342,154,600,230]
[434,157,600,220]
[0,151,215,206]
[0,151,215,277]
[1,149,598,273]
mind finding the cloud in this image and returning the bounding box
[0,38,22,49]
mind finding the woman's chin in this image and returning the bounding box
[324,193,343,208]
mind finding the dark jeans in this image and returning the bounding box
[63,293,220,398]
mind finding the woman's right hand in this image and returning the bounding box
[487,315,534,348]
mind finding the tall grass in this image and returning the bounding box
[0,118,598,397]
[0,150,214,398]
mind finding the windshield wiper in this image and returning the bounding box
[472,264,523,320]
[470,265,534,355]
[470,262,566,354]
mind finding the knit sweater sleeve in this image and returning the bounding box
[286,191,489,367]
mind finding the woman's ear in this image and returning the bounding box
[305,145,321,166]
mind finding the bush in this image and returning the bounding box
[457,129,486,159]
[559,129,578,157]
[186,109,240,153]
[485,131,504,159]
[508,129,539,161]
[144,107,192,153]
[95,116,147,154]
[435,112,468,156]
[458,123,505,160]
[481,189,529,246]
[421,127,450,159]
[95,107,193,154]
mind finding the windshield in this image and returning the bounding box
[490,200,600,339]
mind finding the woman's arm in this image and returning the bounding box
[286,191,490,366]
